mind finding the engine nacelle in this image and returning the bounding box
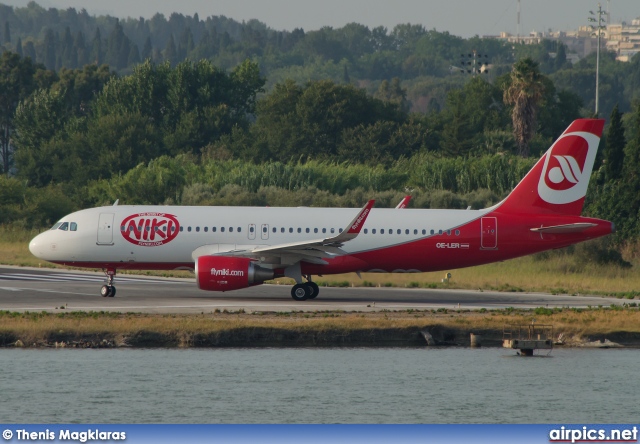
[196,256,274,292]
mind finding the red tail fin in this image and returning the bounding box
[496,119,605,216]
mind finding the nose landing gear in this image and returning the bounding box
[101,269,116,297]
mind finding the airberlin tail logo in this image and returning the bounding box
[121,213,180,247]
[538,131,600,205]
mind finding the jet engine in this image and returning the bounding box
[196,256,274,291]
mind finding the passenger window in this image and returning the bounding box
[430,229,434,235]
[196,227,200,232]
[372,229,377,234]
[414,229,418,235]
[171,226,176,232]
[249,226,254,233]
[339,228,343,233]
[297,228,301,233]
[281,227,285,233]
[381,229,385,234]
[163,226,167,232]
[331,228,335,234]
[455,230,460,236]
[405,229,409,235]
[364,229,368,234]
[447,230,451,235]
[439,230,443,235]
[322,228,326,233]
[230,227,233,233]
[70,223,77,231]
[59,222,69,231]
[221,227,225,232]
[213,227,217,232]
[272,227,277,233]
[289,228,293,233]
[237,227,241,233]
[188,227,192,232]
[314,228,318,233]
[204,227,208,232]
[397,229,401,235]
[180,227,184,232]
[305,228,310,233]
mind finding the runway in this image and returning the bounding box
[0,265,624,313]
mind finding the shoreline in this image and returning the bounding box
[2,309,640,349]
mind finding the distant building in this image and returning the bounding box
[489,29,599,62]
[604,18,640,62]
[491,18,640,64]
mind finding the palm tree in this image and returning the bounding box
[503,58,546,157]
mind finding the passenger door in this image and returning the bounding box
[97,213,115,245]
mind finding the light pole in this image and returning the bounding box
[456,50,490,76]
[589,4,606,116]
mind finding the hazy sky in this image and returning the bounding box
[3,0,639,38]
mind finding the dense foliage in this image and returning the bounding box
[2,1,640,118]
[0,2,639,250]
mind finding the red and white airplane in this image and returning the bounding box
[29,119,613,301]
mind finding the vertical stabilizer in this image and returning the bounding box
[496,119,605,216]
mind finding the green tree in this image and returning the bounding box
[14,37,22,57]
[90,28,103,65]
[13,88,68,185]
[141,36,152,60]
[603,104,625,182]
[0,52,52,175]
[164,34,177,66]
[503,58,547,157]
[374,77,409,112]
[3,21,10,44]
[555,43,567,70]
[43,28,57,70]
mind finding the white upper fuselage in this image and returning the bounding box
[29,204,490,268]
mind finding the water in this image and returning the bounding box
[1,347,637,423]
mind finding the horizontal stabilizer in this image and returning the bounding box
[530,223,597,234]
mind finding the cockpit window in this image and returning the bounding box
[50,222,63,230]
[70,222,77,231]
[58,222,69,231]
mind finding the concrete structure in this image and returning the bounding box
[490,17,640,63]
[605,18,640,62]
[503,324,553,356]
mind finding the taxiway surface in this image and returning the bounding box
[0,266,624,313]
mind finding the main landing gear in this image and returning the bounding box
[100,269,116,297]
[291,276,319,301]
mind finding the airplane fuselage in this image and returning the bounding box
[29,204,611,275]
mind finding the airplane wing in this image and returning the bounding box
[194,200,375,266]
[395,195,411,209]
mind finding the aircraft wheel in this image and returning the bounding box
[291,283,309,301]
[307,282,319,299]
[108,286,116,297]
[101,285,110,297]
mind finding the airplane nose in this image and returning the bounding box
[29,233,45,258]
